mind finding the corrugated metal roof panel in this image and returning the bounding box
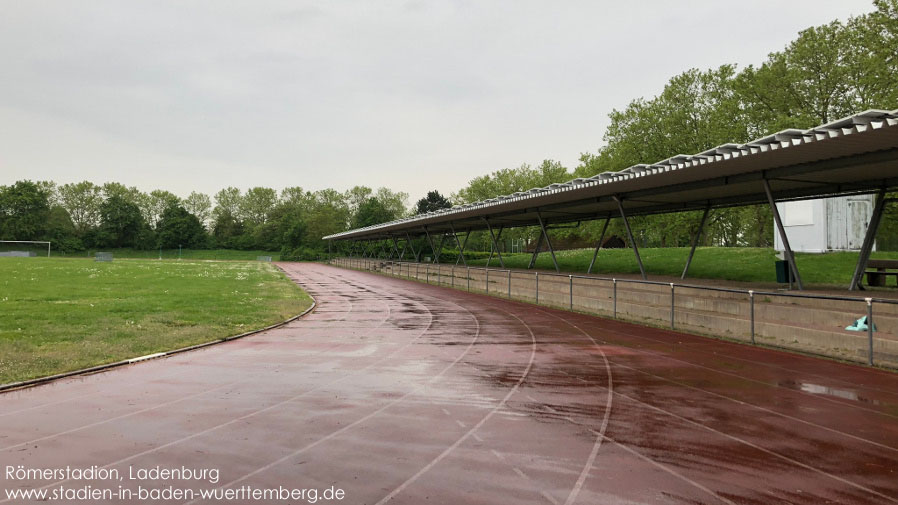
[325,109,898,240]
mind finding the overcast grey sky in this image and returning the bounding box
[0,1,873,202]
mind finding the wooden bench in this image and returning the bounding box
[865,259,898,287]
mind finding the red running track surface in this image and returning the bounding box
[1,263,898,504]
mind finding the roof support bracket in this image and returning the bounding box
[483,218,505,268]
[764,179,804,290]
[536,212,560,273]
[435,233,448,264]
[681,205,711,279]
[849,187,888,291]
[450,223,468,267]
[587,217,611,274]
[424,227,439,264]
[395,236,406,261]
[614,196,646,280]
[528,230,543,269]
[405,232,420,262]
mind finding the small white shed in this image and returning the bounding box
[774,195,874,253]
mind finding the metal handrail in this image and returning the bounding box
[334,257,891,367]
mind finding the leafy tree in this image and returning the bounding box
[213,187,243,221]
[0,180,51,240]
[183,192,212,229]
[45,206,83,252]
[415,190,452,214]
[98,194,146,248]
[240,187,278,225]
[58,181,103,234]
[138,190,181,230]
[345,186,373,218]
[157,206,207,249]
[353,198,393,228]
[101,182,142,204]
[212,209,244,249]
[373,187,408,220]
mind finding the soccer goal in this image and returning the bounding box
[0,240,51,257]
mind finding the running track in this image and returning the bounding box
[2,263,898,504]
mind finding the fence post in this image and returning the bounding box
[486,269,489,294]
[508,270,512,298]
[867,297,874,366]
[613,278,617,318]
[749,290,755,344]
[437,265,441,285]
[569,275,573,310]
[467,267,470,291]
[426,264,429,284]
[670,283,675,330]
[535,272,539,304]
[451,266,455,288]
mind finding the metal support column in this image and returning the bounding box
[763,179,803,290]
[405,232,420,262]
[681,205,711,279]
[536,212,560,273]
[397,237,407,261]
[424,227,438,263]
[434,233,448,264]
[528,232,544,269]
[450,223,468,267]
[587,217,611,274]
[483,219,505,268]
[850,188,888,291]
[614,196,646,280]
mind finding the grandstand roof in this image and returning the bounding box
[324,109,898,241]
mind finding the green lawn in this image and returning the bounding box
[0,257,311,384]
[468,247,898,286]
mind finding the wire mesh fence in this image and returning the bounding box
[331,257,898,369]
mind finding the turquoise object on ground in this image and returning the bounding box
[846,315,877,332]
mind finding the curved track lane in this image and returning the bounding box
[2,263,898,504]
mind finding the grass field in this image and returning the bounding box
[468,247,898,286]
[0,257,311,384]
[48,248,282,261]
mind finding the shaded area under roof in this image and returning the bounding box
[324,110,898,241]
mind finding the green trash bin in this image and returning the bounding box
[775,260,794,283]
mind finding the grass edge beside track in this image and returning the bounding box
[0,264,317,394]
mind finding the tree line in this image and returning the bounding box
[0,181,434,259]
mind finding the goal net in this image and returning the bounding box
[0,241,51,257]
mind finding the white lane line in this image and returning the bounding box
[472,433,484,442]
[182,277,485,505]
[610,359,898,454]
[373,311,537,505]
[441,408,451,416]
[491,449,505,462]
[127,352,166,364]
[513,467,530,480]
[527,395,538,402]
[0,381,233,452]
[551,305,898,503]
[596,431,738,505]
[455,420,466,428]
[597,321,898,420]
[609,387,898,503]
